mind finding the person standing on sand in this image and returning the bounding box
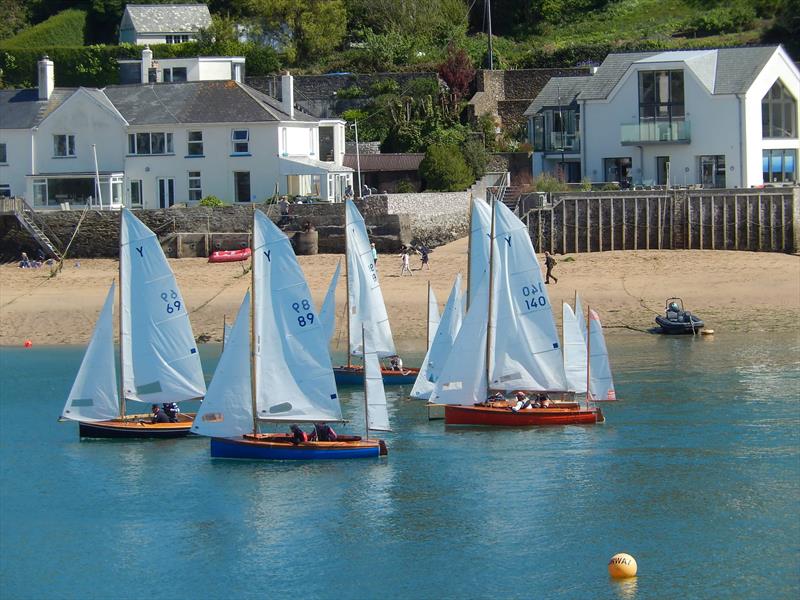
[544,251,558,284]
[371,242,378,265]
[400,250,413,276]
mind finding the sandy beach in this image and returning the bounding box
[1,237,798,350]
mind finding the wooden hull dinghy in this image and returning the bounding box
[444,403,603,426]
[334,365,419,386]
[210,433,387,460]
[78,413,196,439]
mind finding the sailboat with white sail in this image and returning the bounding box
[61,208,206,438]
[431,198,603,426]
[192,209,388,459]
[563,295,617,401]
[333,199,419,385]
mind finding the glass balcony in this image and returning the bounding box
[543,132,580,154]
[621,120,691,145]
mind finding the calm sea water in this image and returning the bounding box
[1,332,798,600]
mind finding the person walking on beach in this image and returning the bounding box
[418,245,430,270]
[371,242,378,265]
[544,251,558,284]
[400,249,413,276]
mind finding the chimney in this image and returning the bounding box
[38,56,54,101]
[281,71,294,118]
[141,46,153,84]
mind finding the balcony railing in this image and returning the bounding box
[543,132,580,154]
[621,120,691,145]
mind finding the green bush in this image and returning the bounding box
[0,9,87,49]
[337,85,366,99]
[679,3,755,37]
[461,138,488,180]
[532,174,570,193]
[199,195,225,207]
[579,177,593,191]
[396,179,416,193]
[0,46,122,88]
[420,144,474,191]
[601,182,621,191]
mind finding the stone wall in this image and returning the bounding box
[1,194,471,259]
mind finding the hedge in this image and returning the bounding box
[0,9,87,49]
[0,42,281,89]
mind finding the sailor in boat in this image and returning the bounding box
[309,423,338,442]
[150,404,170,424]
[538,393,552,408]
[511,391,538,412]
[162,402,180,422]
[389,355,409,374]
[289,424,308,445]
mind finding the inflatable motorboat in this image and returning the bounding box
[655,297,705,334]
[208,248,252,263]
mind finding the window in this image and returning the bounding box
[53,134,76,157]
[762,80,797,138]
[188,171,202,202]
[232,129,249,154]
[187,131,203,156]
[128,132,173,155]
[638,70,685,129]
[656,156,671,186]
[130,180,143,207]
[163,67,187,83]
[0,143,6,163]
[0,184,10,198]
[148,68,157,83]
[165,34,190,44]
[699,155,726,188]
[234,171,250,202]
[603,157,632,186]
[763,149,797,183]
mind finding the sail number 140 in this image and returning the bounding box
[520,284,547,311]
[292,299,315,327]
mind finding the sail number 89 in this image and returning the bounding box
[292,299,315,327]
[161,290,182,314]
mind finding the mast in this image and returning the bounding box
[345,201,352,368]
[118,209,125,419]
[249,212,258,435]
[484,195,497,396]
[426,281,431,350]
[466,193,473,311]
[362,325,369,440]
[585,305,592,409]
[222,314,227,352]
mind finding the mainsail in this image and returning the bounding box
[363,328,391,432]
[61,282,120,422]
[252,210,342,422]
[563,302,588,394]
[346,200,395,357]
[427,284,441,350]
[410,274,464,400]
[489,201,567,392]
[320,259,341,344]
[192,292,253,438]
[119,208,206,403]
[468,198,492,308]
[588,309,616,401]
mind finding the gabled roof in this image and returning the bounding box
[343,153,424,172]
[0,88,75,129]
[122,3,211,33]
[524,76,592,116]
[102,80,316,125]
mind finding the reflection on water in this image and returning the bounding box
[1,331,798,599]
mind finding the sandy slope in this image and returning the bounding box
[1,236,798,350]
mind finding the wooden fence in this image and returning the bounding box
[522,188,799,254]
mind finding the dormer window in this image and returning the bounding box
[762,80,797,139]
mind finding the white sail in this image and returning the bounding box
[119,208,206,404]
[222,322,232,348]
[410,274,464,400]
[320,259,341,345]
[61,283,120,422]
[429,274,489,405]
[192,292,253,438]
[575,293,587,340]
[346,200,396,357]
[589,308,616,401]
[468,198,492,308]
[364,328,391,432]
[252,210,342,422]
[563,302,588,394]
[427,284,441,350]
[489,200,567,392]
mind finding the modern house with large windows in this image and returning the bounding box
[525,45,799,188]
[0,58,352,209]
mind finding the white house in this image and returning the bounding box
[119,4,212,45]
[525,45,800,188]
[118,47,245,85]
[0,58,353,209]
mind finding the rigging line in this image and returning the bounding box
[620,275,662,316]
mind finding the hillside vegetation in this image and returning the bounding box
[0,8,86,48]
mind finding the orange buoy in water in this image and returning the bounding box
[608,553,637,578]
[23,339,33,348]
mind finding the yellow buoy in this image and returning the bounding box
[608,553,637,578]
[701,329,714,335]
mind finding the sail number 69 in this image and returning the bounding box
[161,290,181,314]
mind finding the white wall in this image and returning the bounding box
[282,124,317,157]
[0,130,32,198]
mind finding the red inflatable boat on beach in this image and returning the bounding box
[208,248,252,263]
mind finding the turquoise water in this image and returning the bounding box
[1,333,798,599]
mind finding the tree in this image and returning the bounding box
[0,0,29,42]
[438,42,475,116]
[461,138,487,180]
[420,143,474,191]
